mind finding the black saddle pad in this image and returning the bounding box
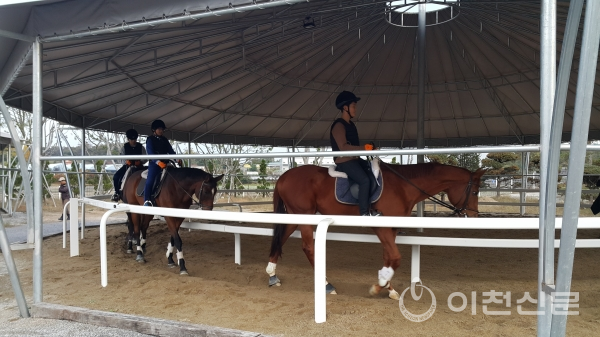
[334,174,383,205]
[136,169,167,199]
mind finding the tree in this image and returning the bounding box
[256,159,270,196]
[481,152,520,188]
[456,153,481,171]
[426,154,458,166]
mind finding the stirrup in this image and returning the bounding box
[143,200,153,207]
[111,193,120,202]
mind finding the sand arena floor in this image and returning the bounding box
[2,213,599,337]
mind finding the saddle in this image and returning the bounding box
[136,166,170,201]
[329,159,384,205]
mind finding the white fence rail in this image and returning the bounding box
[66,197,600,323]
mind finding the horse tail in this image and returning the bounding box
[269,185,287,258]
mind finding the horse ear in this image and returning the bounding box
[213,174,224,182]
[474,168,487,178]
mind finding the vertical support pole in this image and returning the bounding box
[234,233,241,265]
[416,1,426,230]
[520,151,527,215]
[551,1,600,335]
[539,0,583,335]
[538,0,557,334]
[81,120,85,239]
[32,38,43,303]
[0,98,33,241]
[188,134,192,168]
[0,216,29,317]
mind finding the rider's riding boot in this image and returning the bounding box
[143,200,153,207]
[362,209,382,216]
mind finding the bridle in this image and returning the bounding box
[166,169,212,210]
[379,161,479,217]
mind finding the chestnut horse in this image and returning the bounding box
[266,161,485,298]
[122,166,223,275]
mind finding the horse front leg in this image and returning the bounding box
[126,213,134,254]
[166,236,176,267]
[172,231,187,275]
[166,217,187,275]
[298,225,336,295]
[369,228,401,300]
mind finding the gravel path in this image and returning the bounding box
[2,214,153,337]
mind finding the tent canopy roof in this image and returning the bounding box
[1,0,598,147]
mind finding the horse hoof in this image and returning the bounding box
[326,283,337,295]
[136,255,145,263]
[180,270,188,275]
[268,275,281,287]
[369,284,382,296]
[168,263,176,268]
[388,289,400,300]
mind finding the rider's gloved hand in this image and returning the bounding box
[157,161,167,169]
[177,159,184,167]
[125,160,132,166]
[364,143,374,151]
[134,160,142,166]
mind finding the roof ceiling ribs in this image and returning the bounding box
[2,0,600,147]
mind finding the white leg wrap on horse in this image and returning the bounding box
[137,246,143,252]
[378,266,394,287]
[140,238,146,247]
[266,262,277,276]
[177,251,184,261]
[166,242,173,258]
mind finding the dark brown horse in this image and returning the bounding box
[123,166,223,275]
[267,161,485,298]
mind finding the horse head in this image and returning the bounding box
[445,168,486,217]
[196,173,224,210]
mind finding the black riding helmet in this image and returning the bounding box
[151,119,166,131]
[335,91,361,110]
[125,128,138,140]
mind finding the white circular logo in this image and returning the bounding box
[398,282,437,322]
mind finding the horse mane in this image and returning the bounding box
[168,167,211,181]
[383,162,465,179]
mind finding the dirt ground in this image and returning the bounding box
[2,208,600,337]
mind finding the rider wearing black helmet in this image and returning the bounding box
[112,128,147,202]
[330,91,381,216]
[144,120,181,206]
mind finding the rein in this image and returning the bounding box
[378,160,478,217]
[165,168,206,209]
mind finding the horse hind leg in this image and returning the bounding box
[266,223,300,287]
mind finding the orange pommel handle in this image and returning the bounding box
[157,161,167,169]
[364,144,374,151]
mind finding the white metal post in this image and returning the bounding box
[314,218,334,323]
[234,233,241,265]
[70,198,79,257]
[411,244,421,283]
